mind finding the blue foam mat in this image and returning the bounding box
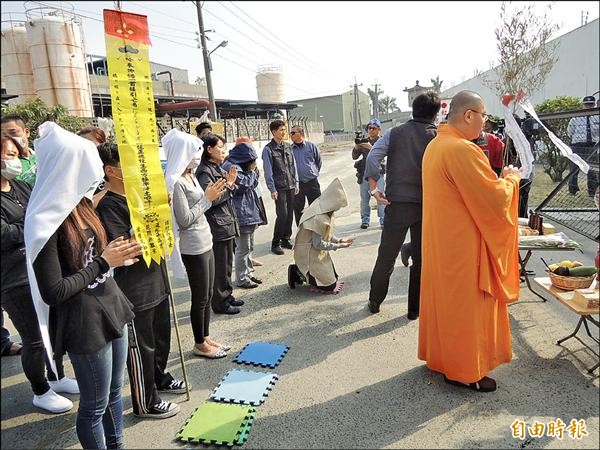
[211,368,278,405]
[233,342,289,368]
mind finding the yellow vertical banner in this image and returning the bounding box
[103,9,173,265]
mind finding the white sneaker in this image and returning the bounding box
[49,377,80,394]
[33,389,73,413]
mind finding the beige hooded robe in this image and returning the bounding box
[293,178,348,286]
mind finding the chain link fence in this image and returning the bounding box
[534,108,599,241]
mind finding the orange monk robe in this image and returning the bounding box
[418,124,521,383]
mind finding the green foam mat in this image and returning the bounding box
[235,415,255,445]
[176,402,255,446]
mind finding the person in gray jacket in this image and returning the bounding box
[365,92,441,319]
[172,146,230,358]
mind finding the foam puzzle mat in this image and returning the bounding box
[210,369,278,405]
[233,342,290,368]
[176,402,256,446]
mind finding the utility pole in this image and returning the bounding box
[195,1,217,120]
[350,77,363,131]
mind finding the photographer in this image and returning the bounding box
[352,118,385,229]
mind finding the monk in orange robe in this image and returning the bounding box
[418,90,522,392]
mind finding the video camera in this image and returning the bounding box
[354,131,369,145]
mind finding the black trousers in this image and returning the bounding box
[211,239,235,312]
[518,178,532,218]
[126,298,172,415]
[1,284,66,395]
[181,250,214,343]
[369,203,422,315]
[273,189,294,246]
[293,178,321,226]
[568,144,599,195]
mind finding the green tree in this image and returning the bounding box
[379,95,399,114]
[1,98,88,148]
[534,96,581,182]
[430,76,443,93]
[367,87,384,115]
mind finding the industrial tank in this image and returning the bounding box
[26,14,92,117]
[256,65,285,103]
[1,26,36,102]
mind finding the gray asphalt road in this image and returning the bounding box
[1,142,598,449]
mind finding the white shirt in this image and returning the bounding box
[567,114,600,144]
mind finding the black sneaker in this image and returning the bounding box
[248,275,263,284]
[158,378,189,394]
[228,298,245,307]
[281,240,293,249]
[368,301,380,314]
[271,245,284,255]
[407,311,419,320]
[134,400,180,419]
[360,223,369,229]
[238,280,258,289]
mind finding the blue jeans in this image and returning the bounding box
[69,329,128,449]
[359,177,385,225]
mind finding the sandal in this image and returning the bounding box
[443,375,497,392]
[1,341,22,357]
[193,347,227,359]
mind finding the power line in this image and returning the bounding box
[200,4,327,80]
[218,0,322,72]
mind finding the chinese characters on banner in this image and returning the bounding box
[103,9,174,265]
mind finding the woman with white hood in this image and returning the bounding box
[25,122,142,449]
[163,129,230,359]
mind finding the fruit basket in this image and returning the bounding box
[548,271,596,291]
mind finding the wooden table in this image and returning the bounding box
[533,277,599,373]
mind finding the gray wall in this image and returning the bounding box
[440,19,599,115]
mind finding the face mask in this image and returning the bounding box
[14,136,26,147]
[1,158,22,180]
[188,157,201,170]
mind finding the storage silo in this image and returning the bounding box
[256,65,285,103]
[26,12,93,117]
[1,25,36,102]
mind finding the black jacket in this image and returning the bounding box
[384,118,437,203]
[34,229,134,357]
[196,160,240,242]
[96,191,168,312]
[1,179,32,294]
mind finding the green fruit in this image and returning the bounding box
[568,266,597,277]
[553,266,570,276]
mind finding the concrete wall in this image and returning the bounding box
[440,19,600,116]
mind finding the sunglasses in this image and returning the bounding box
[290,131,301,135]
[367,126,379,130]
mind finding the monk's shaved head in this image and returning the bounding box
[448,91,484,120]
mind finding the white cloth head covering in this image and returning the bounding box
[24,122,104,375]
[161,129,203,279]
[299,177,348,226]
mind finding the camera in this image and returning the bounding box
[354,131,369,145]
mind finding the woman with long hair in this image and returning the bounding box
[196,134,242,315]
[26,122,141,449]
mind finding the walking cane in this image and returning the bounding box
[161,258,191,402]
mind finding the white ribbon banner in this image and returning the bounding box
[520,99,589,174]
